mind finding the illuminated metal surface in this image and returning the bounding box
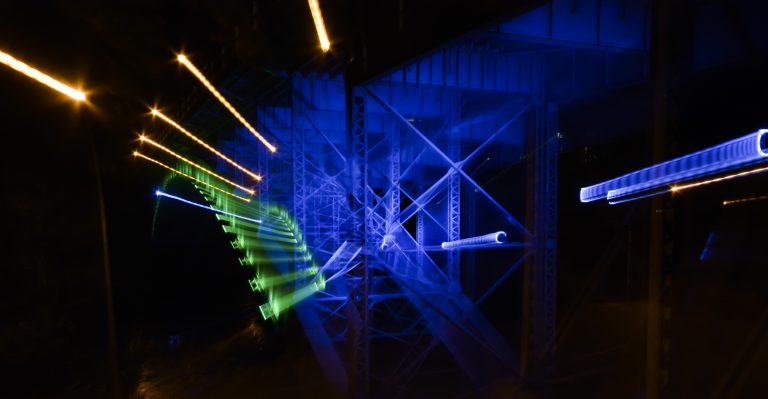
[134,151,252,202]
[151,109,263,180]
[307,0,331,52]
[0,49,86,101]
[441,231,508,249]
[582,129,768,203]
[139,134,255,195]
[155,189,262,224]
[177,55,277,153]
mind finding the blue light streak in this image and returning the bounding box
[581,129,768,203]
[155,190,262,224]
[441,231,507,250]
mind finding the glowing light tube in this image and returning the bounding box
[0,49,86,101]
[151,109,262,180]
[176,55,277,153]
[441,231,507,250]
[582,129,768,203]
[134,151,251,202]
[139,134,255,195]
[307,0,331,52]
[155,190,262,224]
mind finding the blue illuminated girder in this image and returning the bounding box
[366,88,532,239]
[356,86,534,386]
[349,88,370,396]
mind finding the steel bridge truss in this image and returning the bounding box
[206,2,650,396]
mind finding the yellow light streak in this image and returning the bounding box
[151,108,262,181]
[307,0,331,52]
[139,134,255,195]
[670,164,768,193]
[176,55,277,153]
[134,151,251,202]
[722,195,768,206]
[0,49,86,101]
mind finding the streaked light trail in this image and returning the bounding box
[139,134,255,195]
[0,49,86,101]
[307,0,331,52]
[670,164,768,193]
[151,109,262,181]
[723,195,768,206]
[582,129,768,204]
[176,55,277,153]
[134,151,252,202]
[155,190,262,224]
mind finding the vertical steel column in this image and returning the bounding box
[292,74,308,278]
[389,125,401,233]
[542,102,558,359]
[349,88,369,397]
[522,60,558,382]
[447,93,461,290]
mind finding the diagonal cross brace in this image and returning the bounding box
[366,88,531,238]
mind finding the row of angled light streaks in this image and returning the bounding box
[135,151,252,202]
[150,108,262,181]
[140,135,255,195]
[137,53,271,203]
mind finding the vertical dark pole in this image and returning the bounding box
[90,131,120,398]
[648,1,692,396]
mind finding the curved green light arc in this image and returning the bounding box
[153,160,320,321]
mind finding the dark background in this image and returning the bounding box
[2,0,768,397]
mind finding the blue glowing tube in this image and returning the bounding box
[155,190,262,224]
[581,129,768,203]
[441,231,507,250]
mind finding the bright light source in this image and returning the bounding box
[176,55,277,153]
[670,164,768,193]
[150,109,263,181]
[139,134,255,195]
[307,0,331,52]
[134,150,252,202]
[0,49,86,101]
[155,189,262,224]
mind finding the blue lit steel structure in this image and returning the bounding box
[175,1,653,395]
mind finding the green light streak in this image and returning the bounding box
[248,267,319,292]
[155,159,322,321]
